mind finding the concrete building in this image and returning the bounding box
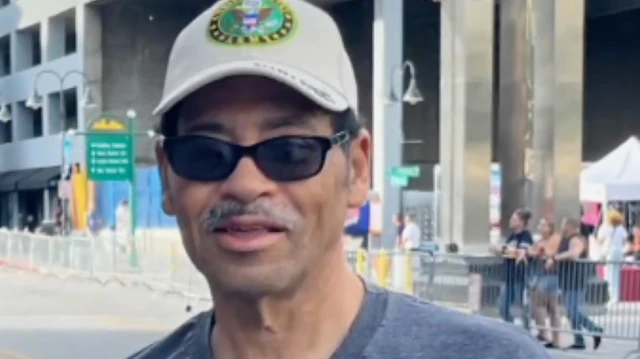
[1,0,640,243]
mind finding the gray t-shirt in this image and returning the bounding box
[129,282,551,358]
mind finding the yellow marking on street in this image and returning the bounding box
[0,348,37,359]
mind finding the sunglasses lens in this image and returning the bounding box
[256,137,328,181]
[164,136,237,181]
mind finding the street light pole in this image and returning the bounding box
[27,70,96,235]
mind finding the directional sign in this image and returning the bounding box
[390,174,409,188]
[390,165,420,178]
[86,116,134,182]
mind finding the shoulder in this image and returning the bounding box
[126,312,210,359]
[368,290,551,358]
[521,230,534,242]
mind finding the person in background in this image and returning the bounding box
[628,223,640,261]
[115,200,131,253]
[400,213,421,251]
[490,208,533,330]
[393,213,405,248]
[549,217,603,350]
[528,218,562,349]
[596,209,628,306]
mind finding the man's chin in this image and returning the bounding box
[204,264,303,299]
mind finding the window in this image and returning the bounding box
[0,119,11,143]
[63,88,78,131]
[15,24,41,71]
[0,35,10,76]
[32,108,43,137]
[47,10,76,61]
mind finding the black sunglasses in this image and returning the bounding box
[162,131,350,182]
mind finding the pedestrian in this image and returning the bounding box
[490,208,534,331]
[596,209,627,306]
[128,0,551,358]
[549,217,603,350]
[393,213,405,248]
[529,218,562,349]
[400,213,421,251]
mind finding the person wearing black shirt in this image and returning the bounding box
[546,217,603,350]
[490,208,534,330]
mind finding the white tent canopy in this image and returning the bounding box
[580,136,640,202]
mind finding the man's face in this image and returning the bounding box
[157,76,371,297]
[509,213,522,229]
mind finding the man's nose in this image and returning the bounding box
[218,157,278,203]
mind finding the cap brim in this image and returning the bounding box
[153,59,350,116]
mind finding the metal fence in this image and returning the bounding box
[2,229,640,356]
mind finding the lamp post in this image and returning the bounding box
[387,60,424,107]
[26,70,97,235]
[0,91,11,123]
[386,60,424,216]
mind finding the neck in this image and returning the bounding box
[211,248,364,359]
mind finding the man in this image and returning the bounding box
[129,0,550,358]
[546,217,603,350]
[400,213,421,251]
[490,208,533,331]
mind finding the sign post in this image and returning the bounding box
[388,165,421,216]
[86,115,138,268]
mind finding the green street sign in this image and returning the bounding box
[86,116,134,182]
[390,174,409,188]
[390,165,420,178]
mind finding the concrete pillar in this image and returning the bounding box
[78,4,103,134]
[530,0,554,227]
[497,0,529,232]
[8,191,18,229]
[9,33,17,73]
[372,0,403,249]
[43,187,51,220]
[552,0,585,223]
[439,0,494,253]
[529,0,585,227]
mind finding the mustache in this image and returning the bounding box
[201,199,301,232]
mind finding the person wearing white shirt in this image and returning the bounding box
[401,213,421,251]
[596,210,628,305]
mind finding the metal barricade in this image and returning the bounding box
[0,228,210,301]
[3,228,639,356]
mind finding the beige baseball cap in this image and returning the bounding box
[153,0,358,117]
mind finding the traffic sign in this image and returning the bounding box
[390,165,420,178]
[86,116,134,182]
[390,174,409,187]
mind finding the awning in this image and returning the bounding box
[0,167,60,192]
[16,167,60,190]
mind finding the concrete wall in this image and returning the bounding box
[330,2,640,191]
[99,0,211,164]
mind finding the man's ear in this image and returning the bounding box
[347,129,371,208]
[156,142,176,216]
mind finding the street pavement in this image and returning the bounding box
[1,267,638,359]
[0,267,211,359]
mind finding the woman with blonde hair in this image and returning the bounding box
[597,209,628,306]
[528,218,562,348]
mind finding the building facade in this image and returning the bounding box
[0,0,99,228]
[1,0,640,237]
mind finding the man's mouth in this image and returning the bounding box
[210,217,287,252]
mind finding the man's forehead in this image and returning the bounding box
[181,76,317,113]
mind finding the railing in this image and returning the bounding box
[2,229,640,356]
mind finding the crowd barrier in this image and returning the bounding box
[1,229,639,355]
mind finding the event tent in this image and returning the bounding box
[580,136,640,202]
